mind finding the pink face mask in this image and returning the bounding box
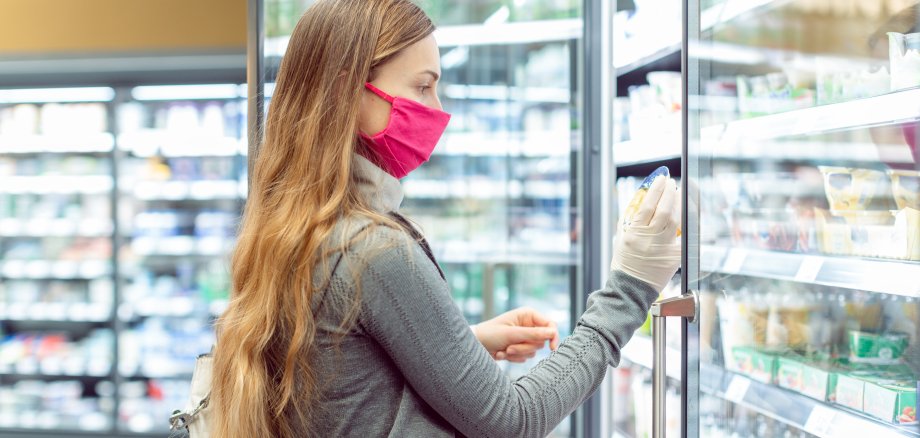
[359,82,451,179]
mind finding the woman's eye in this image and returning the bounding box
[418,86,431,94]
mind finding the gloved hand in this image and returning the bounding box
[611,176,681,292]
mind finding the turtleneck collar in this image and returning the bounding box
[353,154,404,213]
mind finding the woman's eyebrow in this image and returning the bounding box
[419,69,440,81]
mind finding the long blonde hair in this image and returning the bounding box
[211,1,435,436]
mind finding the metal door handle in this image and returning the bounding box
[650,291,698,438]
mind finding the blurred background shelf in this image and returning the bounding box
[700,245,920,297]
[128,180,245,201]
[0,133,114,154]
[0,218,114,237]
[0,260,112,280]
[0,176,113,195]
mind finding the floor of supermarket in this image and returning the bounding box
[1,0,919,437]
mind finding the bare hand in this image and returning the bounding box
[471,307,560,363]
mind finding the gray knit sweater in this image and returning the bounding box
[307,156,658,438]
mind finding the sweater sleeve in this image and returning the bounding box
[350,227,658,438]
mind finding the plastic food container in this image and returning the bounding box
[888,169,920,210]
[815,207,920,261]
[848,330,909,364]
[818,166,889,211]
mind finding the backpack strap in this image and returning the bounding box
[388,212,446,281]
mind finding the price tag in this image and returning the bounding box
[722,249,747,274]
[794,256,824,283]
[804,405,836,436]
[724,375,751,403]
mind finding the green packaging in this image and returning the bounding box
[848,330,909,364]
[835,372,868,411]
[731,346,777,384]
[775,355,839,402]
[863,380,918,425]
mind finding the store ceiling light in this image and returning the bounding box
[0,87,114,103]
[131,84,241,101]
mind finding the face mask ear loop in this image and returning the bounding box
[364,83,396,103]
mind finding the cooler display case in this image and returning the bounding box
[605,0,920,437]
[0,84,247,437]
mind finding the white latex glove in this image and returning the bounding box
[611,176,681,292]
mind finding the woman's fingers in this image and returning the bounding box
[649,178,678,233]
[633,176,667,227]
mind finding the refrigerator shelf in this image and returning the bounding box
[615,0,780,74]
[702,88,920,144]
[129,179,246,201]
[129,236,235,257]
[117,132,244,158]
[0,175,113,195]
[0,303,112,323]
[0,133,114,154]
[620,336,919,438]
[0,218,113,238]
[0,260,112,280]
[613,139,680,167]
[435,131,571,157]
[404,179,569,200]
[702,366,920,438]
[0,372,112,381]
[701,245,920,297]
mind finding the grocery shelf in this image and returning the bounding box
[130,236,235,257]
[0,218,113,238]
[0,302,111,322]
[0,372,112,381]
[615,0,780,74]
[0,260,112,280]
[704,140,916,165]
[0,133,114,154]
[404,179,570,200]
[614,139,680,167]
[118,131,244,157]
[701,245,920,297]
[437,130,572,157]
[701,367,919,438]
[130,179,245,201]
[702,88,920,144]
[441,84,571,104]
[620,336,918,438]
[0,175,113,195]
[432,241,576,266]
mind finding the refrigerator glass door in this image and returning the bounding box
[689,1,920,437]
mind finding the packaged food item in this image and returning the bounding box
[863,380,918,424]
[730,208,798,251]
[718,295,768,370]
[835,371,869,411]
[888,32,920,91]
[621,166,671,228]
[730,346,777,384]
[817,166,888,211]
[765,296,812,350]
[815,207,920,260]
[848,330,909,364]
[888,169,920,210]
[775,354,848,402]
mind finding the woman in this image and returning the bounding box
[211,0,681,437]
